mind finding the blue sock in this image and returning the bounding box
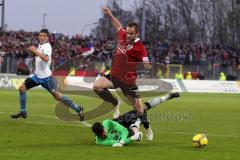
[60,96,81,113]
[20,92,26,113]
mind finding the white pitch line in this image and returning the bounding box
[25,121,92,127]
[80,121,92,127]
[0,111,92,127]
[28,114,92,127]
[158,130,240,138]
[206,133,240,138]
[31,114,59,119]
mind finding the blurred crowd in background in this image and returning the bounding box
[0,30,240,80]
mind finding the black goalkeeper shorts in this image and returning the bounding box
[113,110,138,129]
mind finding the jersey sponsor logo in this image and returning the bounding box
[116,44,127,55]
[127,44,133,50]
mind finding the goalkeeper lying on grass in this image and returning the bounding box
[92,119,142,147]
[92,92,180,147]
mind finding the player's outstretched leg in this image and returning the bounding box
[93,76,121,118]
[143,92,180,140]
[144,92,180,111]
[129,121,143,141]
[94,88,120,118]
[61,95,84,121]
[52,91,84,121]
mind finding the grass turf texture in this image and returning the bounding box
[0,90,239,160]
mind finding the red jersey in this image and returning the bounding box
[110,28,149,85]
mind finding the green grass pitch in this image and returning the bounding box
[0,90,239,160]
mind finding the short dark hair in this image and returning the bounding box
[40,29,49,36]
[127,22,139,33]
[92,122,104,137]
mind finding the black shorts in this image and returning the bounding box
[24,77,39,90]
[113,110,138,129]
[104,74,140,99]
[113,110,150,130]
[113,110,136,138]
[24,74,57,92]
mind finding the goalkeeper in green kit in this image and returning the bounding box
[92,92,180,147]
[92,119,142,147]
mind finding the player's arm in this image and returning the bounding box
[28,46,49,62]
[141,46,151,70]
[142,47,152,70]
[143,60,151,70]
[95,136,119,146]
[102,7,122,31]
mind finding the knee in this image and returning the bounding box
[93,81,100,90]
[132,100,140,108]
[93,78,109,91]
[134,104,144,114]
[53,92,62,101]
[133,104,141,110]
[55,96,62,101]
[19,85,26,93]
[93,83,103,92]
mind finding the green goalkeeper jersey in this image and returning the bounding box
[95,119,132,146]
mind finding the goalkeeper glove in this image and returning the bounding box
[119,140,125,145]
[112,143,123,147]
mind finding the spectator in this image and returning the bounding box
[0,30,239,80]
[175,71,183,80]
[186,72,192,80]
[219,72,226,81]
[17,58,29,75]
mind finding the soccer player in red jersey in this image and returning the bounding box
[93,7,151,131]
